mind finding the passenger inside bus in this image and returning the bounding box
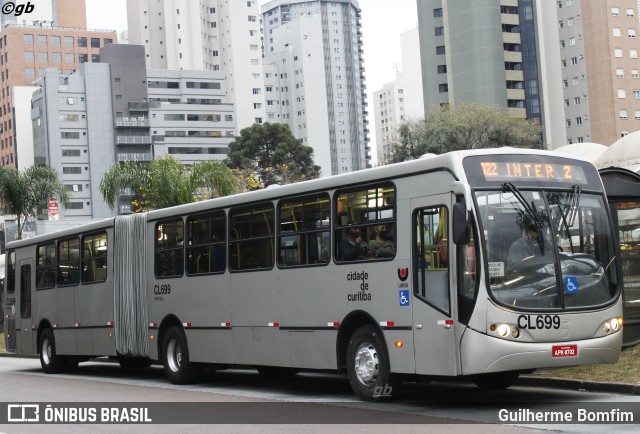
[339,224,368,261]
[367,224,394,258]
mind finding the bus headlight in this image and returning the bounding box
[497,324,510,337]
[603,317,623,333]
[490,323,520,338]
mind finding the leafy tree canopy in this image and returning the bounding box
[390,103,542,163]
[99,156,237,212]
[226,123,320,190]
[0,164,69,239]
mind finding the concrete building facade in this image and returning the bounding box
[0,25,116,169]
[126,0,265,131]
[261,0,370,176]
[31,45,236,218]
[32,64,116,220]
[373,76,405,166]
[417,0,566,148]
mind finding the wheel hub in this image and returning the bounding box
[354,342,379,386]
[166,339,182,373]
[42,338,51,365]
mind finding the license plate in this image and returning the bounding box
[552,344,578,358]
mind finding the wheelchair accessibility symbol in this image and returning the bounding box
[564,276,579,294]
[399,289,410,307]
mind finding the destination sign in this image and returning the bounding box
[477,161,587,184]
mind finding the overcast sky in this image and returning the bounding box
[85,0,419,159]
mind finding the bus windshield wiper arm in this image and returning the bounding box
[567,184,582,227]
[502,182,543,229]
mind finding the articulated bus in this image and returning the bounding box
[3,149,623,400]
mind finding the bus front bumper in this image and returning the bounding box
[460,328,622,375]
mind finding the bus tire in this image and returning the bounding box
[162,326,201,384]
[473,371,520,390]
[346,325,396,401]
[39,328,66,374]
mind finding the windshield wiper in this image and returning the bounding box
[502,182,544,229]
[567,184,582,227]
[502,182,547,255]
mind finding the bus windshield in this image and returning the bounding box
[476,188,618,310]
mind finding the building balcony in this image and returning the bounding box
[501,13,520,26]
[502,32,521,44]
[127,101,160,111]
[507,88,525,100]
[507,107,527,118]
[116,117,150,127]
[504,50,522,63]
[116,152,152,162]
[116,135,152,145]
[505,70,524,81]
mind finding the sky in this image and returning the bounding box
[85,0,419,159]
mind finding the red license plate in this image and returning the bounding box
[552,344,578,358]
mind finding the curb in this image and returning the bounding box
[518,375,640,395]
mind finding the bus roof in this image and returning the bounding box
[5,148,589,248]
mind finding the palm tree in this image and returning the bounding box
[99,156,237,211]
[0,165,70,240]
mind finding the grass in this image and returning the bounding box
[0,331,5,352]
[534,344,640,384]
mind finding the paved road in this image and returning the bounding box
[0,357,638,433]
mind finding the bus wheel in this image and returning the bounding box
[473,371,520,390]
[346,325,396,401]
[162,326,201,384]
[39,328,66,374]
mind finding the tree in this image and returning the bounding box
[226,123,321,190]
[99,156,237,212]
[0,165,69,240]
[389,103,542,163]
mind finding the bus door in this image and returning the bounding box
[411,194,459,376]
[17,260,35,355]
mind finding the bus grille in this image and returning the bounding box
[5,319,16,352]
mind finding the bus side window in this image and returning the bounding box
[36,242,56,290]
[82,232,108,284]
[155,220,184,278]
[229,204,274,271]
[186,211,226,276]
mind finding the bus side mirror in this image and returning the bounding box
[453,199,471,245]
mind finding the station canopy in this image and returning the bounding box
[553,142,607,164]
[594,131,640,173]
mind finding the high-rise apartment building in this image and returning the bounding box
[559,0,640,146]
[126,0,265,131]
[32,64,116,220]
[0,4,116,169]
[374,28,424,166]
[417,0,566,148]
[373,76,405,165]
[261,0,370,176]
